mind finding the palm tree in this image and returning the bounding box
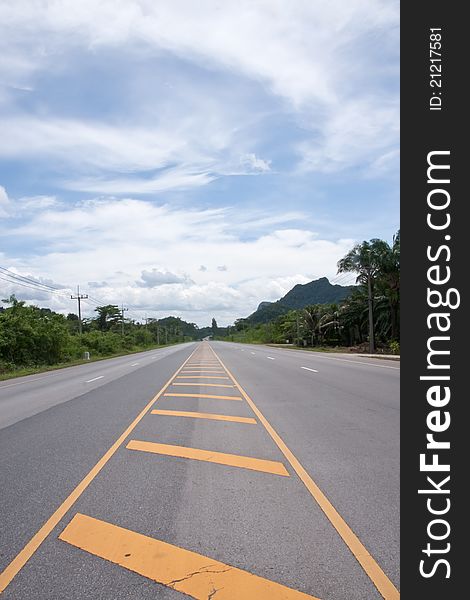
[337,240,380,352]
[337,232,400,352]
[302,305,321,346]
[375,231,400,341]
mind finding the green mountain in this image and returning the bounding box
[246,277,355,324]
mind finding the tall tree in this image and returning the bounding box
[302,305,321,346]
[375,231,400,341]
[94,305,121,331]
[337,239,380,352]
[337,232,400,351]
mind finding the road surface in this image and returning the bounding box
[0,341,399,599]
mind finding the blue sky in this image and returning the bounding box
[0,0,399,326]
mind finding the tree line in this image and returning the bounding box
[0,299,198,374]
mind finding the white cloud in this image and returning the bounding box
[18,195,59,211]
[67,169,216,195]
[137,268,192,287]
[0,196,354,325]
[0,0,399,180]
[0,190,61,218]
[240,153,271,173]
[0,2,398,322]
[2,0,389,105]
[0,117,214,172]
[297,97,399,174]
[0,185,10,216]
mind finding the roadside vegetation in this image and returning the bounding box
[0,300,197,379]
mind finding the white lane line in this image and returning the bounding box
[301,366,318,373]
[251,352,256,355]
[131,363,140,366]
[267,356,275,360]
[85,376,104,383]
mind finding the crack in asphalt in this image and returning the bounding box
[165,564,231,590]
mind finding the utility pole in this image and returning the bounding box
[71,285,88,335]
[121,304,128,336]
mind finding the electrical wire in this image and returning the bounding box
[0,266,70,295]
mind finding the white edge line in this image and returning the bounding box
[268,348,400,370]
[85,376,104,383]
[301,366,319,373]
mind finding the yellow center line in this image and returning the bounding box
[126,440,289,476]
[209,345,400,600]
[59,513,319,599]
[151,409,257,424]
[0,346,200,594]
[164,392,242,401]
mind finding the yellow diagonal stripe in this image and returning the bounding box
[164,392,242,401]
[60,514,319,599]
[126,440,289,476]
[176,376,230,380]
[172,382,235,388]
[151,409,256,424]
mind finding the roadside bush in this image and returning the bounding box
[0,298,72,366]
[79,331,123,356]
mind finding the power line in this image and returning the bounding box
[330,272,357,285]
[0,273,71,298]
[1,266,156,324]
[0,266,70,295]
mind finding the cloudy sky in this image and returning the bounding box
[0,0,399,326]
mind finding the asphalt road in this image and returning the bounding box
[0,344,194,429]
[0,341,399,599]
